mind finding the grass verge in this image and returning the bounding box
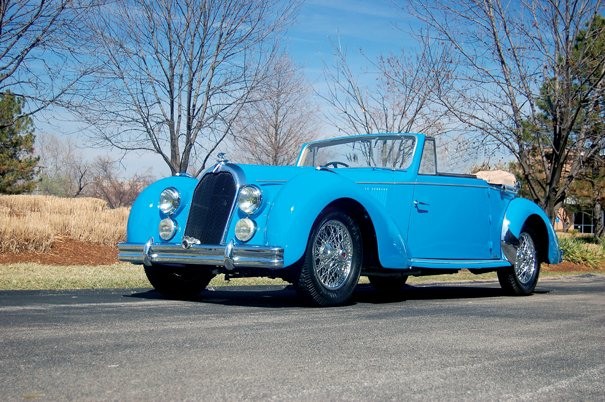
[0,263,599,291]
[0,263,289,291]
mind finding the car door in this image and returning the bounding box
[406,139,495,260]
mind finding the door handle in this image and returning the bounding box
[414,200,429,212]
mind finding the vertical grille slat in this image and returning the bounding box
[184,172,236,244]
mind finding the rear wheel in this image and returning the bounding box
[144,266,215,300]
[297,210,362,306]
[498,231,540,295]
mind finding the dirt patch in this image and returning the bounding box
[544,261,604,272]
[0,239,118,266]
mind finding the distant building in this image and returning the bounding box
[555,197,604,234]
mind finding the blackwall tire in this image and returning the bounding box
[498,231,540,295]
[144,266,215,300]
[297,210,362,306]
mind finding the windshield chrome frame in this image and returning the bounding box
[296,133,418,170]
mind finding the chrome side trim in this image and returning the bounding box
[411,181,488,189]
[118,242,284,270]
[409,258,511,270]
[355,181,488,189]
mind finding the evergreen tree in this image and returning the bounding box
[573,15,605,237]
[0,92,39,194]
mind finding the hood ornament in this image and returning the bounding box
[217,152,228,163]
[212,152,229,173]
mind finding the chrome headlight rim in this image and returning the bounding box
[237,185,262,215]
[159,187,181,215]
[158,218,178,241]
[235,217,256,242]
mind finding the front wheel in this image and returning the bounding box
[498,231,540,295]
[144,266,215,300]
[296,210,362,306]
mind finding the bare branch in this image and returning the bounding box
[0,0,98,120]
[410,0,604,218]
[231,55,318,165]
[321,32,456,140]
[77,0,297,175]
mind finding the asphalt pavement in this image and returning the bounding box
[0,275,603,401]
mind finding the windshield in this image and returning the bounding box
[298,135,416,169]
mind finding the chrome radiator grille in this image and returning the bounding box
[184,172,236,245]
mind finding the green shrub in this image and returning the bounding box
[558,236,603,268]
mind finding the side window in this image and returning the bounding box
[419,139,437,175]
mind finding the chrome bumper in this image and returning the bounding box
[118,239,284,270]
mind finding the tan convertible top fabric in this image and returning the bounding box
[475,170,517,187]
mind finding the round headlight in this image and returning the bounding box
[237,185,262,215]
[235,218,256,242]
[159,218,177,240]
[159,188,180,215]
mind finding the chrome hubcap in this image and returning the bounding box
[515,233,537,284]
[312,220,354,290]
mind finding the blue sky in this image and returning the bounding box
[35,0,422,177]
[286,0,418,85]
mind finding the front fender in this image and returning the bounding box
[126,175,198,244]
[265,170,409,268]
[502,198,562,264]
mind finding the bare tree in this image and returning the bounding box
[410,0,605,220]
[0,0,96,122]
[233,55,318,165]
[79,0,297,176]
[36,134,91,197]
[37,134,154,205]
[321,35,455,137]
[87,157,153,208]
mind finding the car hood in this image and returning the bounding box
[221,163,312,184]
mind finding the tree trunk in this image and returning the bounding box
[543,196,559,226]
[594,202,604,238]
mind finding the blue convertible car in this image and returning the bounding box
[119,133,561,306]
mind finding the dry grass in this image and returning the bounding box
[0,195,128,253]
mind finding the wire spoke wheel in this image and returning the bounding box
[514,233,537,284]
[312,220,354,290]
[297,209,362,306]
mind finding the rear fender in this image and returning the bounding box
[501,198,562,264]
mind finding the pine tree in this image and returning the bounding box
[0,92,40,194]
